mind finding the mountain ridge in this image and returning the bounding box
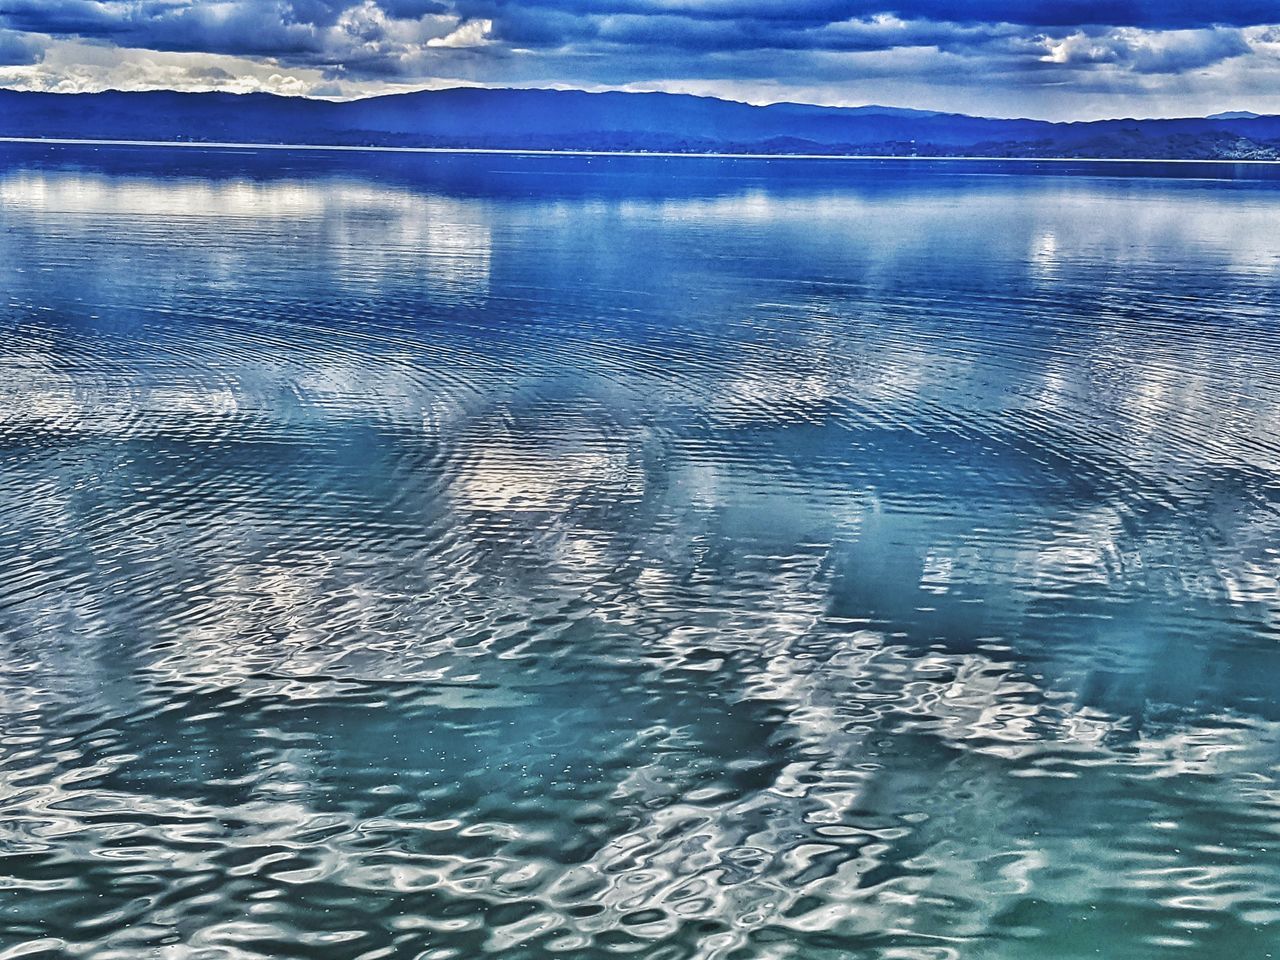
[1,87,1278,159]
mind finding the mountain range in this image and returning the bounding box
[3,87,1280,160]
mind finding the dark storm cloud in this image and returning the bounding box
[482,11,1010,54]
[419,0,1280,30]
[352,0,1280,30]
[864,0,1280,27]
[3,1,1277,58]
[0,1,325,57]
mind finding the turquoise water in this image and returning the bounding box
[2,147,1280,959]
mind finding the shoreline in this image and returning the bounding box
[2,136,1280,164]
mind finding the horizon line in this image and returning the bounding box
[4,136,1280,167]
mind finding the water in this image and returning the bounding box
[2,145,1280,960]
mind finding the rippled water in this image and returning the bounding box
[3,146,1280,959]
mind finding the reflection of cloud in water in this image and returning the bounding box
[0,172,329,218]
[0,171,492,298]
[453,445,636,514]
[3,160,1280,956]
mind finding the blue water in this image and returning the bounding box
[2,145,1280,959]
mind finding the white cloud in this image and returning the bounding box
[1042,27,1250,74]
[427,18,493,49]
[5,5,1280,118]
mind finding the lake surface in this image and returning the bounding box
[2,146,1280,959]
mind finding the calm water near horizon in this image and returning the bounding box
[2,145,1280,959]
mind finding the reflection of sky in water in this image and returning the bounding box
[1,149,1280,958]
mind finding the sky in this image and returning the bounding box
[1,2,1279,119]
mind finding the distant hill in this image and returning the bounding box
[2,87,1279,160]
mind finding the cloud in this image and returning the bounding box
[1043,26,1251,73]
[0,27,42,65]
[1,1,1279,119]
[441,0,1280,31]
[426,17,492,47]
[0,41,312,95]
